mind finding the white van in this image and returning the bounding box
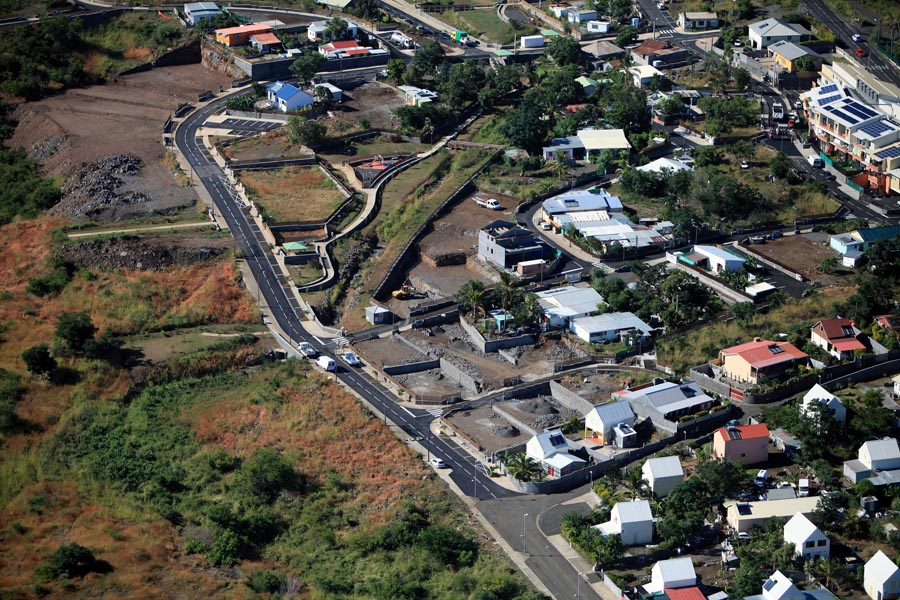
[807,155,824,168]
[316,355,336,371]
[798,478,810,497]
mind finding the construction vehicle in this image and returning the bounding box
[392,282,424,300]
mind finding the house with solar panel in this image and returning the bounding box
[524,428,587,479]
[810,318,866,361]
[801,83,900,194]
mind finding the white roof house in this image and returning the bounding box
[844,438,900,485]
[536,286,604,327]
[570,312,653,344]
[642,456,684,498]
[629,65,665,88]
[542,189,624,216]
[618,380,714,426]
[576,128,632,152]
[727,497,821,533]
[584,400,635,444]
[184,1,219,26]
[526,428,570,461]
[644,557,696,594]
[866,551,900,600]
[784,513,830,559]
[762,571,803,600]
[801,383,847,425]
[748,18,811,49]
[637,157,694,174]
[693,245,746,274]
[595,499,654,546]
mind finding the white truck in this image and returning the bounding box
[520,34,545,49]
[474,197,501,210]
[798,478,810,497]
[807,155,824,168]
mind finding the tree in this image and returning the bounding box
[511,292,543,330]
[494,269,519,312]
[615,26,637,47]
[695,459,749,499]
[234,448,296,503]
[794,56,816,72]
[251,81,266,98]
[732,302,756,327]
[289,52,322,84]
[286,117,326,147]
[38,543,96,579]
[656,96,684,118]
[22,345,56,378]
[410,40,444,82]
[733,67,751,91]
[503,453,544,482]
[386,58,406,84]
[55,312,97,355]
[730,140,755,162]
[441,61,486,110]
[323,16,349,41]
[546,36,582,66]
[770,151,791,179]
[820,256,838,274]
[456,279,487,318]
[501,90,549,152]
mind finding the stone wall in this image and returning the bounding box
[548,380,594,415]
[383,359,441,376]
[439,358,480,394]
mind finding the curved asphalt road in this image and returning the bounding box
[175,94,517,502]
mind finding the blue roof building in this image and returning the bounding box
[267,81,314,113]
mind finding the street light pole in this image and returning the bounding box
[577,572,584,600]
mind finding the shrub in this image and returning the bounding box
[35,543,96,580]
[207,529,244,566]
[184,538,208,554]
[246,570,284,594]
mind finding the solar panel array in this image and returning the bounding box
[842,100,878,120]
[875,146,900,159]
[817,94,842,106]
[859,120,897,137]
[823,98,880,126]
[819,83,839,95]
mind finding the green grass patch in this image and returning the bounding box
[442,8,537,45]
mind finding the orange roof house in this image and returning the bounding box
[712,424,769,465]
[215,24,272,46]
[718,339,808,385]
[810,318,865,361]
[666,588,708,600]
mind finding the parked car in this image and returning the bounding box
[793,100,803,109]
[740,160,750,169]
[852,33,863,42]
[540,221,552,231]
[430,457,447,468]
[856,47,867,57]
[316,355,336,371]
[341,351,362,367]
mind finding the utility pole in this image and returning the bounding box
[522,513,529,557]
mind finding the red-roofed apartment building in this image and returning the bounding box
[712,424,769,465]
[810,318,865,361]
[718,339,808,385]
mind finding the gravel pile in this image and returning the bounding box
[59,236,226,272]
[53,155,150,218]
[510,396,579,430]
[30,133,68,162]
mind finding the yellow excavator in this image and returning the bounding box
[392,282,424,300]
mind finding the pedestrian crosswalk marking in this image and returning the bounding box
[422,407,445,418]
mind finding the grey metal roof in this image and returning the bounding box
[587,399,634,426]
[614,499,653,523]
[643,455,683,479]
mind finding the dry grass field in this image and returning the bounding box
[240,166,346,224]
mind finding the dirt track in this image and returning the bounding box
[10,64,232,221]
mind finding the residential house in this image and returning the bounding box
[313,82,342,102]
[215,23,273,46]
[307,19,358,41]
[617,380,715,431]
[567,8,597,23]
[745,571,837,600]
[630,65,666,88]
[548,4,570,19]
[718,339,809,385]
[641,456,684,498]
[726,496,821,532]
[769,41,822,73]
[594,499,654,546]
[536,286,604,327]
[586,21,611,34]
[584,399,636,446]
[784,513,830,559]
[770,428,802,458]
[576,76,599,97]
[844,438,900,485]
[677,12,718,30]
[398,85,439,106]
[691,245,746,274]
[319,40,370,58]
[524,428,586,479]
[582,40,624,69]
[866,550,900,600]
[478,220,547,270]
[266,81,314,113]
[576,128,632,155]
[541,189,623,223]
[184,2,219,26]
[250,32,282,53]
[542,136,586,161]
[830,231,867,256]
[712,424,769,465]
[875,315,900,337]
[643,557,697,594]
[824,61,900,119]
[748,18,812,50]
[637,157,693,175]
[811,318,866,361]
[570,312,652,344]
[631,39,688,67]
[553,210,673,254]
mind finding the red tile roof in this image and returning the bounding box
[329,40,362,49]
[716,423,769,441]
[666,588,706,600]
[720,339,807,369]
[216,24,272,36]
[633,39,669,56]
[832,338,865,352]
[251,33,282,45]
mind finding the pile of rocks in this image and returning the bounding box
[54,155,150,218]
[59,236,226,272]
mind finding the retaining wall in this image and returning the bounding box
[737,241,804,282]
[233,52,389,80]
[383,358,441,376]
[492,405,538,437]
[670,261,755,304]
[440,358,480,394]
[548,380,594,415]
[458,314,535,354]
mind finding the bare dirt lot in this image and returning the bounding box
[59,231,234,272]
[403,191,524,302]
[445,395,580,455]
[323,81,405,134]
[554,370,659,404]
[741,232,853,286]
[11,64,232,222]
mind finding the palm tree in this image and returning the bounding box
[455,279,486,319]
[806,557,846,593]
[495,269,519,312]
[622,466,648,500]
[503,453,545,482]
